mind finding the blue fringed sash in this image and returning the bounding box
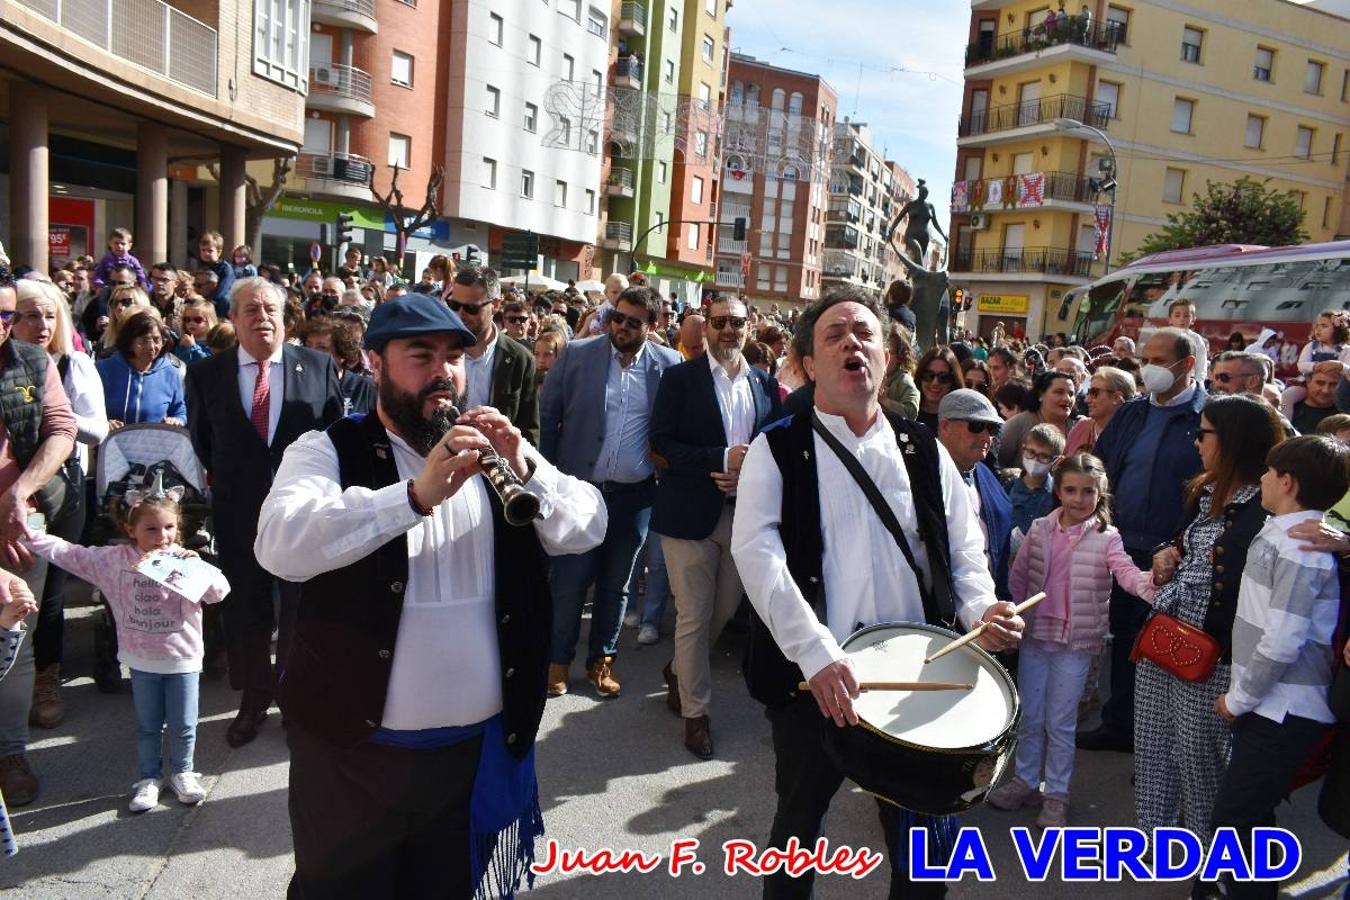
[892,810,958,874]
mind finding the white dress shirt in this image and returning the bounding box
[731,409,997,682]
[254,429,607,730]
[710,353,755,471]
[236,345,285,443]
[464,329,498,411]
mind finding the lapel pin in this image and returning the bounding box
[899,433,910,443]
[375,447,387,460]
[295,364,304,373]
[803,450,810,461]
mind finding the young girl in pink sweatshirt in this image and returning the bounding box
[25,480,228,813]
[985,453,1157,827]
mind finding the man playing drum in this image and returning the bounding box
[731,288,1024,899]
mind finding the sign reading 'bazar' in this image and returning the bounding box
[977,294,1030,314]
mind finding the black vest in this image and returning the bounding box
[0,340,66,519]
[277,414,552,756]
[742,410,956,707]
[1178,491,1267,663]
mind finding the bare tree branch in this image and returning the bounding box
[369,164,445,272]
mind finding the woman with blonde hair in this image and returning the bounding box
[99,285,152,357]
[1065,365,1137,456]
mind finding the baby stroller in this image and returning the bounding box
[89,424,215,691]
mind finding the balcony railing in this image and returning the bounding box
[959,93,1110,138]
[822,249,861,279]
[950,171,1097,213]
[605,166,635,196]
[717,235,746,254]
[297,151,373,186]
[309,63,374,111]
[618,1,646,35]
[965,20,1120,68]
[615,56,644,84]
[603,222,634,247]
[714,271,745,289]
[17,0,218,96]
[950,246,1096,278]
[312,0,378,30]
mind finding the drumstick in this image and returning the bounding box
[796,681,973,692]
[923,592,1048,665]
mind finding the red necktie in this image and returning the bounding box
[249,361,270,443]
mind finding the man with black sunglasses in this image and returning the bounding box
[936,389,1012,602]
[448,266,538,445]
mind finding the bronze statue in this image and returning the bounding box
[893,179,948,264]
[894,239,951,354]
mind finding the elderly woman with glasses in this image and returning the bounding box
[1065,365,1137,456]
[96,309,185,429]
[913,345,965,431]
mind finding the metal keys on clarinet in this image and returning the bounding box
[447,406,541,526]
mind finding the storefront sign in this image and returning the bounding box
[48,227,72,259]
[270,196,449,239]
[977,293,1030,314]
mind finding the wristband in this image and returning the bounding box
[407,479,434,517]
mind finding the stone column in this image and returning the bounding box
[219,145,248,251]
[169,178,189,264]
[136,121,169,264]
[8,83,49,272]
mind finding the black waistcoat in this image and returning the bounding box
[1177,491,1267,663]
[277,414,552,757]
[742,410,956,707]
[0,340,65,518]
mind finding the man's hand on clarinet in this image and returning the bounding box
[807,658,860,728]
[975,601,1024,653]
[412,424,492,509]
[458,406,529,481]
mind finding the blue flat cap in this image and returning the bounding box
[364,293,477,352]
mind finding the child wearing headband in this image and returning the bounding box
[24,474,229,814]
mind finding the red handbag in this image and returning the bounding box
[1129,613,1221,682]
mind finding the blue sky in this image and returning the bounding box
[724,0,966,226]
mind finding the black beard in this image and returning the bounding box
[378,375,460,456]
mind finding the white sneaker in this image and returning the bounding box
[623,612,640,629]
[637,624,660,645]
[128,778,160,813]
[168,772,207,805]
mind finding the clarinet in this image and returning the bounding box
[447,406,541,526]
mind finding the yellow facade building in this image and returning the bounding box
[951,0,1350,339]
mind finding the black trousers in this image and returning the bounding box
[1211,712,1329,900]
[219,549,298,710]
[32,463,86,671]
[1099,546,1153,736]
[764,697,947,900]
[287,724,483,900]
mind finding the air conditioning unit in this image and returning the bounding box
[311,155,334,177]
[312,65,336,86]
[970,213,990,231]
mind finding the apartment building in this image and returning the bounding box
[718,54,837,307]
[951,0,1350,339]
[0,0,307,271]
[822,120,915,299]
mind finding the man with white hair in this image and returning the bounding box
[186,277,344,747]
[1112,335,1136,357]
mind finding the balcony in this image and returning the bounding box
[965,20,1119,76]
[825,225,860,251]
[717,235,746,254]
[950,246,1096,281]
[957,93,1110,147]
[618,1,646,37]
[15,0,218,96]
[822,249,862,280]
[615,56,643,90]
[312,0,378,33]
[605,166,635,198]
[827,202,860,224]
[951,171,1099,215]
[296,152,374,202]
[308,63,375,117]
[715,271,745,289]
[601,221,633,251]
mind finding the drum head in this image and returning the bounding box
[841,623,1016,750]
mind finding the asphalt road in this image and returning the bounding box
[2,595,1347,899]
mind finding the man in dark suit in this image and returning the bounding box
[186,277,343,746]
[447,266,539,445]
[651,297,783,759]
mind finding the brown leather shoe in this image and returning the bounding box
[662,660,681,717]
[587,657,621,698]
[684,715,714,760]
[0,753,38,806]
[30,663,64,729]
[546,663,569,698]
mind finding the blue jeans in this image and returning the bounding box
[628,533,670,631]
[130,669,200,780]
[549,481,653,668]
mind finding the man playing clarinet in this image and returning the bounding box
[731,288,1024,900]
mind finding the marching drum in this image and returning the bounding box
[821,622,1020,816]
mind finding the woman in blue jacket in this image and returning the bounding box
[96,310,186,429]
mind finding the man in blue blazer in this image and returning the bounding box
[539,287,681,698]
[650,298,783,759]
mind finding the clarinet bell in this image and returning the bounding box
[500,484,542,527]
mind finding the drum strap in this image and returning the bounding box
[811,412,947,626]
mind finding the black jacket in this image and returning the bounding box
[489,333,539,447]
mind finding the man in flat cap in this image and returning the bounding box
[255,292,607,899]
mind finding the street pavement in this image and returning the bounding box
[2,592,1347,899]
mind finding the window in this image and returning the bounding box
[774,265,788,292]
[1326,196,1335,229]
[788,92,803,116]
[1343,69,1349,102]
[657,161,667,183]
[585,189,596,215]
[687,223,700,250]
[1171,97,1194,134]
[1254,47,1274,82]
[695,131,708,157]
[523,103,538,132]
[528,35,541,66]
[388,133,411,169]
[1334,132,1343,165]
[702,35,715,63]
[697,82,711,109]
[485,85,500,117]
[705,0,716,14]
[1180,27,1202,63]
[586,6,606,36]
[1244,114,1265,149]
[1105,5,1129,44]
[561,0,580,21]
[252,0,308,90]
[668,6,678,31]
[1306,60,1326,95]
[662,111,673,131]
[1296,125,1314,159]
[593,69,603,95]
[692,176,704,204]
[586,129,598,154]
[521,169,534,198]
[489,12,503,46]
[391,51,413,88]
[1163,167,1186,203]
[558,116,571,145]
[483,157,497,189]
[664,60,675,85]
[554,180,567,208]
[562,54,575,81]
[1096,80,1121,118]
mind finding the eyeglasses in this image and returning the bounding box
[919,371,953,384]
[449,300,493,315]
[610,313,647,331]
[708,316,747,331]
[1022,448,1057,463]
[183,316,208,325]
[505,316,529,325]
[1086,387,1117,398]
[1196,427,1217,439]
[1212,372,1253,384]
[965,421,1001,436]
[111,298,137,309]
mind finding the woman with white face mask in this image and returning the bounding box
[1065,366,1137,456]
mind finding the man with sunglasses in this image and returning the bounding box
[448,266,538,446]
[936,389,1013,602]
[650,297,783,759]
[540,287,680,698]
[500,300,531,345]
[79,263,139,342]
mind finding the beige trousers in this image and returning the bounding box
[661,505,743,720]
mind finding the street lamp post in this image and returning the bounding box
[1053,117,1118,274]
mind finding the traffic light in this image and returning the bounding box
[953,288,965,311]
[733,217,747,241]
[465,246,481,266]
[336,212,354,244]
